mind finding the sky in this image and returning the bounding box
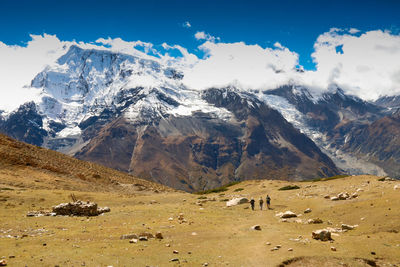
[0,0,400,110]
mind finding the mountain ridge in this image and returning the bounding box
[1,45,399,191]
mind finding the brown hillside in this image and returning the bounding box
[0,133,172,193]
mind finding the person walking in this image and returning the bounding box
[250,197,255,211]
[259,197,264,210]
[266,195,271,209]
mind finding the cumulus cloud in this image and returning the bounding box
[302,29,400,100]
[182,21,191,28]
[1,29,399,113]
[183,41,299,90]
[194,31,220,42]
[95,37,158,59]
[161,42,198,67]
[348,28,360,34]
[0,34,70,111]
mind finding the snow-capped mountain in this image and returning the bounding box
[1,45,398,191]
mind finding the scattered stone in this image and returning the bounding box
[280,211,297,218]
[173,250,179,254]
[0,259,6,266]
[8,256,14,259]
[170,258,179,262]
[155,232,163,239]
[168,217,173,221]
[129,239,138,244]
[203,263,209,266]
[226,197,249,207]
[307,218,323,224]
[371,251,376,255]
[26,210,55,217]
[304,208,312,213]
[97,207,110,213]
[139,232,154,239]
[276,245,282,248]
[165,244,171,247]
[394,184,400,190]
[120,234,138,240]
[266,242,271,245]
[385,177,396,181]
[341,224,358,230]
[312,229,332,241]
[338,192,350,200]
[251,225,261,231]
[288,248,293,251]
[324,195,330,199]
[52,200,110,216]
[331,192,358,201]
[191,232,198,236]
[177,213,187,223]
[138,236,148,241]
[280,219,288,222]
[271,246,281,251]
[331,247,337,251]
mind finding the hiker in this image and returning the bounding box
[250,197,255,210]
[266,195,271,209]
[259,197,264,210]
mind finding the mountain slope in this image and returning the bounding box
[5,45,400,190]
[264,85,392,176]
[0,133,171,193]
[76,88,340,191]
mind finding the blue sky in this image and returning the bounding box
[1,0,399,69]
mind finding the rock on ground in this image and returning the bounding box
[120,234,138,240]
[307,218,323,224]
[226,197,249,207]
[139,232,154,239]
[138,236,148,241]
[312,229,332,241]
[155,232,163,239]
[341,224,358,230]
[251,225,261,231]
[279,211,297,218]
[52,200,110,216]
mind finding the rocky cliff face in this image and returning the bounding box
[75,88,339,191]
[2,45,400,191]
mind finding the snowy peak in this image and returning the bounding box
[27,45,189,135]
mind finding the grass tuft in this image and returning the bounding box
[278,185,300,191]
[310,174,350,182]
[195,181,241,195]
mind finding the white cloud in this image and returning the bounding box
[301,29,400,100]
[348,28,360,34]
[161,42,198,67]
[95,37,158,59]
[1,29,399,113]
[0,34,70,111]
[183,21,191,28]
[194,31,220,42]
[183,41,299,90]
